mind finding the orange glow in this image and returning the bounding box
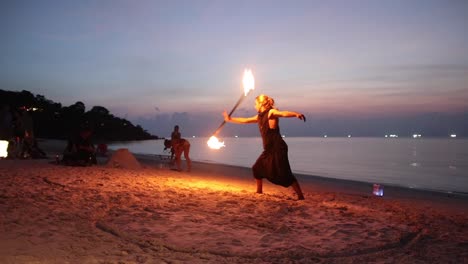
[242,69,255,96]
[207,136,225,149]
[163,178,246,193]
[0,140,8,158]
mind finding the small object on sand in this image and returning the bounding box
[373,184,384,196]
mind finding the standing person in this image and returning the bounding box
[12,109,25,158]
[170,125,181,161]
[171,125,181,144]
[222,94,306,200]
[170,125,192,172]
[20,109,35,158]
[0,105,13,141]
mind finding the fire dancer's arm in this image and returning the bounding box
[223,111,258,124]
[269,109,306,122]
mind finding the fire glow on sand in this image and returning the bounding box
[207,69,255,149]
[0,140,8,158]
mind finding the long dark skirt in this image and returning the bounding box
[252,141,297,187]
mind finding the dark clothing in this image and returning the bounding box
[252,109,297,187]
[171,131,181,144]
[171,131,181,139]
[170,130,181,160]
[22,138,47,159]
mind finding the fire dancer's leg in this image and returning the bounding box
[291,180,305,200]
[256,179,263,194]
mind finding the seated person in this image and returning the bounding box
[21,134,47,159]
[96,143,108,156]
[62,127,97,166]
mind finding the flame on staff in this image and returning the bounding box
[242,69,255,96]
[207,135,225,150]
[207,69,255,149]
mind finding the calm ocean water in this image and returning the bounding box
[108,137,468,194]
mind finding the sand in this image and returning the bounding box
[0,142,467,263]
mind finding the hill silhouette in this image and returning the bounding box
[0,89,159,141]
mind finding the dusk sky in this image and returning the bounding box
[1,0,467,137]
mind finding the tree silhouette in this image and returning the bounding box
[0,89,158,141]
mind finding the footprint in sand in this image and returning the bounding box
[231,238,243,246]
[275,224,290,234]
[260,233,279,245]
[216,199,239,208]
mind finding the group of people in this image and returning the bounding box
[61,125,98,166]
[0,105,46,159]
[0,104,101,166]
[165,94,306,200]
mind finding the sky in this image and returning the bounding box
[1,0,467,137]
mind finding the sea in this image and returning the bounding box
[108,137,468,194]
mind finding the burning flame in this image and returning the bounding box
[208,69,254,150]
[0,140,8,158]
[207,136,225,149]
[243,69,255,96]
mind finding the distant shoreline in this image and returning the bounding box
[37,138,468,199]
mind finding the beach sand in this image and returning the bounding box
[1,142,467,263]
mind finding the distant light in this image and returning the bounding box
[450,134,457,138]
[192,136,196,138]
[234,135,238,138]
[347,135,351,138]
[412,134,422,138]
[389,134,398,138]
[0,140,8,158]
[385,135,388,138]
[282,135,286,138]
[323,135,327,138]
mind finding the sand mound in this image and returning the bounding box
[106,148,141,169]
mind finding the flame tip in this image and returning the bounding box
[242,69,255,96]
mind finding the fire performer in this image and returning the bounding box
[222,94,306,200]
